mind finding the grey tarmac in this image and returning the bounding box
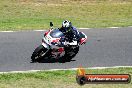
[0,27,132,72]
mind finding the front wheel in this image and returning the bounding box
[31,45,48,62]
[64,46,79,62]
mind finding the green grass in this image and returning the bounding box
[0,67,132,88]
[0,0,132,31]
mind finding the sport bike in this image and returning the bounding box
[31,22,87,62]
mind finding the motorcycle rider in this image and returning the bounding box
[59,20,80,45]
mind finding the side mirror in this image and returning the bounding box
[50,22,53,27]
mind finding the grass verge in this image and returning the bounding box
[0,67,132,88]
[0,0,132,31]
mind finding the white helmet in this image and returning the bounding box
[62,20,72,33]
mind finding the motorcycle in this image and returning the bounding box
[31,22,87,62]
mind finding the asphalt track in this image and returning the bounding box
[0,27,132,72]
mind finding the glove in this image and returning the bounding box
[62,41,69,45]
[64,41,78,46]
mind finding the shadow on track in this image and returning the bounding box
[30,55,77,63]
[30,58,76,63]
[39,59,76,63]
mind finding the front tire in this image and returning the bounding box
[64,46,79,61]
[31,45,48,62]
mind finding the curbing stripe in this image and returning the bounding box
[0,66,132,74]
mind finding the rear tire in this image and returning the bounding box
[31,45,48,62]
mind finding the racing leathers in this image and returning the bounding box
[59,26,80,46]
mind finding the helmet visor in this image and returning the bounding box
[64,27,71,33]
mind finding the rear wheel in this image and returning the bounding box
[31,45,48,62]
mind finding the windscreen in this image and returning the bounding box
[50,29,64,38]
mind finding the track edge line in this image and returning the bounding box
[0,66,132,74]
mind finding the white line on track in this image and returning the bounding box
[108,27,120,28]
[0,30,46,32]
[0,26,132,32]
[0,66,132,74]
[33,30,46,32]
[0,31,14,32]
[79,28,91,30]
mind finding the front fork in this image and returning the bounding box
[42,42,50,49]
[41,37,51,57]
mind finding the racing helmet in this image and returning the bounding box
[62,20,72,33]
